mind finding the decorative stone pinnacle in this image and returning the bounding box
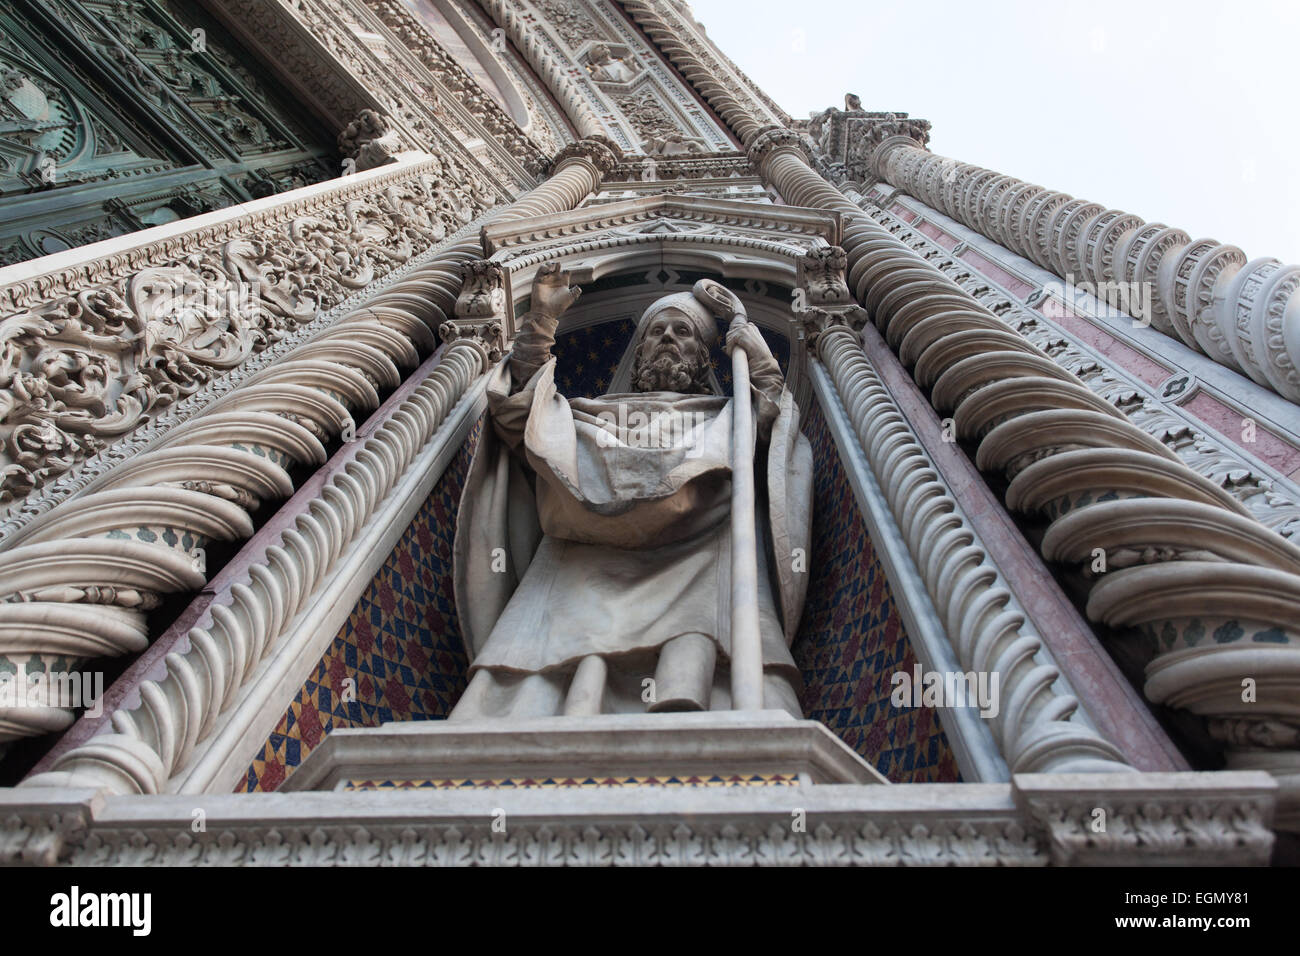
[801,108,931,184]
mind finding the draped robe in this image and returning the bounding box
[450,349,812,719]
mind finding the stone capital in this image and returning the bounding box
[551,136,623,181]
[745,125,814,169]
[794,245,865,351]
[445,259,510,362]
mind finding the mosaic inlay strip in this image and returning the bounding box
[342,773,801,790]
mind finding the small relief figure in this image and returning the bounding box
[586,43,635,83]
[451,264,813,719]
[844,92,862,111]
[337,109,403,171]
[643,132,710,156]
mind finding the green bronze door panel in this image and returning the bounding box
[0,0,337,267]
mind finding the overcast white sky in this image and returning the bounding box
[689,0,1300,263]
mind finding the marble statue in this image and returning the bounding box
[586,43,635,83]
[451,264,813,719]
[643,132,710,156]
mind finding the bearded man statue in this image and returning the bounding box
[449,263,812,719]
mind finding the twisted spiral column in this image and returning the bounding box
[816,321,1131,773]
[867,136,1300,403]
[0,141,615,746]
[754,129,1300,808]
[21,339,489,795]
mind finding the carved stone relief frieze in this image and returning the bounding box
[0,154,493,518]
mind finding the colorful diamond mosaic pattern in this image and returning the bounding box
[235,420,481,793]
[793,400,961,783]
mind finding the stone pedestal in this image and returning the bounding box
[283,710,888,791]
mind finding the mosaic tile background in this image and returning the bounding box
[551,317,790,399]
[236,419,480,793]
[793,399,961,783]
[243,325,958,790]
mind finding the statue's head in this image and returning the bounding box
[631,283,733,394]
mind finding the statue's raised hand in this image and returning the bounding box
[725,314,773,365]
[532,262,582,319]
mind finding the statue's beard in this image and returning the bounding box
[634,343,709,393]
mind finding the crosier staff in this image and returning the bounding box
[696,281,764,711]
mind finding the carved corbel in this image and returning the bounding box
[444,259,510,361]
[794,246,867,354]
